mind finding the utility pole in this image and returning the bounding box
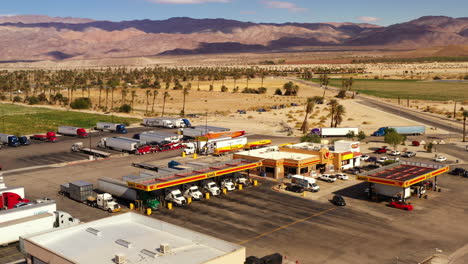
[453,101,457,119]
[407,97,409,107]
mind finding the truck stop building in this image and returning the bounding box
[22,212,245,264]
[233,146,320,179]
[356,161,449,201]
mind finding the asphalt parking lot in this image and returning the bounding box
[2,151,468,264]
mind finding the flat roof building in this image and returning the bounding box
[23,212,245,264]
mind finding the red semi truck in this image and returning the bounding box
[58,126,88,138]
[0,192,30,209]
[30,132,58,142]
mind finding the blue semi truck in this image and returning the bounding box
[0,133,30,147]
[372,126,425,136]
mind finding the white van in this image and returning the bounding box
[291,175,320,192]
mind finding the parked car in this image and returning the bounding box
[388,201,413,211]
[377,157,388,163]
[389,150,400,156]
[331,195,346,206]
[319,174,337,182]
[367,156,378,163]
[343,167,361,175]
[450,168,466,176]
[375,147,388,154]
[285,185,305,193]
[463,171,468,178]
[412,141,420,146]
[360,155,370,161]
[435,156,447,162]
[334,173,349,180]
[402,151,416,158]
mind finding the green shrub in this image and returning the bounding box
[26,96,39,105]
[119,104,132,113]
[300,133,321,143]
[13,96,22,102]
[70,97,92,109]
[274,88,282,95]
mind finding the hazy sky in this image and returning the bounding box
[1,0,466,25]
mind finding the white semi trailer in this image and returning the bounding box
[97,178,160,210]
[142,118,174,128]
[0,202,57,223]
[98,137,142,153]
[139,131,182,144]
[0,211,79,246]
[95,122,127,134]
[374,184,411,199]
[312,127,359,137]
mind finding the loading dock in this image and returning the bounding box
[356,161,449,201]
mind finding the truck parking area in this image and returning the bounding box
[2,149,468,264]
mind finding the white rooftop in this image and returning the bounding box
[237,146,318,161]
[26,212,243,264]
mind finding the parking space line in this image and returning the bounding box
[237,207,336,245]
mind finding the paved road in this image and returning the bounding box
[291,78,464,135]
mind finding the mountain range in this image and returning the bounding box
[0,15,466,61]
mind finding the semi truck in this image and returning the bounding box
[372,126,426,136]
[0,211,79,246]
[59,181,121,213]
[311,127,359,137]
[158,117,187,128]
[165,189,187,206]
[95,122,128,134]
[0,187,29,209]
[97,178,160,210]
[138,131,182,144]
[183,186,203,200]
[182,126,230,138]
[0,134,20,147]
[184,136,248,155]
[71,142,112,158]
[203,181,221,196]
[30,132,58,142]
[18,136,31,145]
[0,202,57,223]
[142,118,174,128]
[374,184,411,199]
[98,137,142,153]
[58,126,88,137]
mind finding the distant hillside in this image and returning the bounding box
[0,15,466,60]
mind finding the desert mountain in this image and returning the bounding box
[0,15,466,61]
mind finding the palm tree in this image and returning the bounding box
[328,99,338,127]
[320,74,329,98]
[151,90,158,113]
[105,87,110,109]
[463,110,468,142]
[110,86,115,111]
[301,97,315,134]
[121,88,128,105]
[161,91,169,116]
[98,85,103,107]
[131,90,137,113]
[333,104,346,127]
[181,88,189,117]
[145,90,151,114]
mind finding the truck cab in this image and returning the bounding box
[96,193,121,213]
[18,136,31,146]
[221,179,235,191]
[184,186,203,200]
[76,128,88,137]
[183,142,196,155]
[182,118,191,127]
[203,181,221,196]
[165,189,187,206]
[235,175,250,186]
[1,135,20,147]
[116,124,127,134]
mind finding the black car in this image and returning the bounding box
[331,195,346,206]
[450,168,466,176]
[367,157,378,163]
[463,171,468,178]
[285,185,304,193]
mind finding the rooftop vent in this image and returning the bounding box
[116,239,132,248]
[160,243,171,254]
[86,227,101,236]
[141,249,157,258]
[114,254,126,264]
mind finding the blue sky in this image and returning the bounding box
[1,0,466,25]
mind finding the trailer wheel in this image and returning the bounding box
[108,208,112,213]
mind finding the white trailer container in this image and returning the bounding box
[182,126,230,138]
[0,211,79,246]
[58,126,88,137]
[139,131,181,144]
[97,178,160,210]
[0,202,57,223]
[160,117,186,128]
[98,137,141,153]
[96,122,127,134]
[0,187,25,198]
[374,184,411,199]
[142,118,174,128]
[317,127,359,137]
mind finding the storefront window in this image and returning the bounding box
[300,167,308,174]
[284,166,297,175]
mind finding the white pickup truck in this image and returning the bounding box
[319,174,337,183]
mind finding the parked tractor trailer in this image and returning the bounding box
[0,133,30,147]
[95,122,127,134]
[58,126,88,137]
[372,126,425,136]
[97,178,160,210]
[311,127,359,137]
[98,137,142,153]
[59,181,121,213]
